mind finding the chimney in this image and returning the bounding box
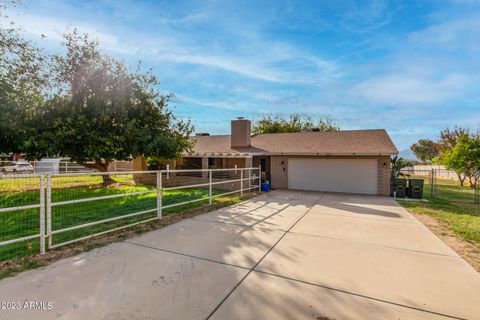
[231,117,251,147]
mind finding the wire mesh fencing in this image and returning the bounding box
[0,167,260,261]
[161,168,259,213]
[399,168,478,203]
[48,171,159,248]
[0,174,45,260]
[0,160,134,174]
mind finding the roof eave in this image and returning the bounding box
[262,152,398,156]
[183,152,256,158]
[184,151,398,157]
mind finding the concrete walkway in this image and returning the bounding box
[1,190,480,319]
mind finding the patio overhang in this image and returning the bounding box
[183,152,259,158]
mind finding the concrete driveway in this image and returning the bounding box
[1,190,480,320]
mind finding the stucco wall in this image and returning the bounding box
[230,119,251,147]
[225,158,246,168]
[270,156,288,189]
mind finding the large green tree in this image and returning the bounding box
[437,127,470,186]
[410,139,440,163]
[252,113,339,134]
[438,127,470,155]
[27,31,192,183]
[442,134,480,188]
[0,1,49,154]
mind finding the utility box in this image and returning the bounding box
[36,158,61,174]
[409,179,424,199]
[393,178,407,198]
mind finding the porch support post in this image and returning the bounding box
[245,157,253,190]
[245,157,253,169]
[202,157,209,179]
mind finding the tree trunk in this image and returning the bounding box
[99,163,116,185]
[456,172,465,187]
[85,160,116,185]
[471,176,479,189]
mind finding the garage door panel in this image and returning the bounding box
[288,158,378,195]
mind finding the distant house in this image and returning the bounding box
[179,118,398,196]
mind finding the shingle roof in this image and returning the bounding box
[187,129,398,156]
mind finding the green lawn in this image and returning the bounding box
[0,175,249,261]
[398,178,480,244]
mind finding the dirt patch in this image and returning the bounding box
[0,193,260,279]
[413,213,480,272]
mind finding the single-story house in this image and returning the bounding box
[179,118,398,196]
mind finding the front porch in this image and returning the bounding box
[181,156,270,182]
[181,156,254,170]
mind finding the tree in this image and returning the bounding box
[442,135,480,189]
[438,127,470,155]
[252,113,339,134]
[437,127,470,186]
[0,1,49,154]
[410,139,439,163]
[27,31,193,183]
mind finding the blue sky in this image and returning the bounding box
[5,0,480,150]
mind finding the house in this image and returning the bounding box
[179,118,398,196]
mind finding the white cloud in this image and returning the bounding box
[173,94,240,111]
[152,51,294,83]
[8,13,138,55]
[5,4,342,85]
[337,0,392,33]
[352,73,470,104]
[408,15,480,51]
[452,0,480,4]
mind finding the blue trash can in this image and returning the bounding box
[261,183,270,192]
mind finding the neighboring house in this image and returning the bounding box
[180,118,398,196]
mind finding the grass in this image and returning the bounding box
[0,173,254,261]
[0,192,254,280]
[397,176,480,244]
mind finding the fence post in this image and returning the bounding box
[157,171,162,218]
[209,170,212,205]
[39,175,45,255]
[240,169,244,196]
[258,165,262,192]
[46,174,52,249]
[431,168,435,198]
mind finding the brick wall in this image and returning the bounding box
[377,156,391,196]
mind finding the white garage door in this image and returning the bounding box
[288,158,378,195]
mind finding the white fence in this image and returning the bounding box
[404,165,461,180]
[0,167,261,258]
[0,160,133,174]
